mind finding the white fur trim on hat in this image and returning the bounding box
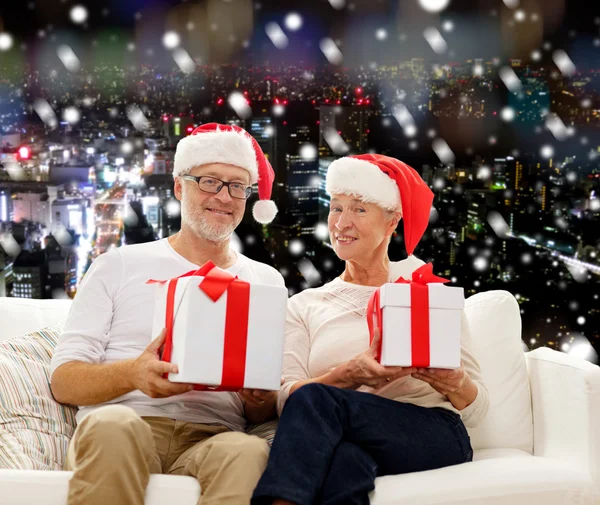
[252,199,278,224]
[325,157,401,211]
[173,129,258,183]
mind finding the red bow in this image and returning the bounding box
[147,261,250,391]
[366,263,448,367]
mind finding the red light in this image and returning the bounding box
[163,116,169,122]
[186,125,194,134]
[325,99,329,103]
[358,99,363,105]
[366,99,370,104]
[283,121,287,125]
[283,100,288,105]
[18,146,31,160]
[312,100,316,105]
[336,100,341,105]
[217,98,224,105]
[274,98,280,104]
[356,87,363,94]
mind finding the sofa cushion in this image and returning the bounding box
[246,419,277,446]
[0,299,72,343]
[0,323,77,470]
[463,291,533,454]
[369,450,597,505]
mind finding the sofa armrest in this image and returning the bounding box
[526,347,600,489]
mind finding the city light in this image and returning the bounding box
[17,146,31,160]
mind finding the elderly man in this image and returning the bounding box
[50,123,282,505]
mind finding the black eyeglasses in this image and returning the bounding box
[180,175,252,200]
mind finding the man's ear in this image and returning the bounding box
[174,176,182,201]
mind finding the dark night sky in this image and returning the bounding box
[0,0,599,66]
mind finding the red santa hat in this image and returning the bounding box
[173,123,278,224]
[325,153,434,256]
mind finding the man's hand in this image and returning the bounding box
[342,328,416,389]
[131,328,194,398]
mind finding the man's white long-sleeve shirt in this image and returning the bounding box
[50,238,285,430]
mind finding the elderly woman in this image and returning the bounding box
[252,154,490,505]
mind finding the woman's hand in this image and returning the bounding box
[411,363,468,395]
[239,388,277,408]
[341,328,416,389]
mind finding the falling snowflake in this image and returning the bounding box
[531,50,542,61]
[57,45,81,72]
[33,98,58,128]
[514,10,526,22]
[289,239,305,256]
[323,128,349,155]
[266,22,288,49]
[577,316,586,325]
[320,38,343,65]
[429,206,439,223]
[121,141,134,155]
[409,141,418,150]
[499,66,522,93]
[500,106,516,121]
[186,22,195,32]
[427,129,437,138]
[545,113,567,141]
[0,32,14,52]
[297,258,322,287]
[552,50,576,76]
[228,92,252,119]
[285,12,303,31]
[521,253,532,264]
[487,211,510,238]
[328,0,346,9]
[272,104,285,117]
[442,21,454,32]
[126,104,150,131]
[477,166,492,180]
[230,232,243,253]
[299,143,317,161]
[432,138,455,164]
[488,136,497,145]
[52,224,73,247]
[376,29,388,41]
[63,106,81,125]
[162,31,181,50]
[540,144,554,159]
[0,233,21,257]
[70,5,88,24]
[590,199,600,212]
[423,27,447,54]
[502,0,519,8]
[418,0,450,13]
[566,171,577,183]
[473,257,489,272]
[172,48,195,74]
[581,98,592,108]
[314,223,329,241]
[433,178,445,190]
[566,263,588,283]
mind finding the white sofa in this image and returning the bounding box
[0,293,599,505]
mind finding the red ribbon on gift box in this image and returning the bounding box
[366,263,449,368]
[147,261,250,391]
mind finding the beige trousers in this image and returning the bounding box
[65,405,269,505]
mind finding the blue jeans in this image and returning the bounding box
[252,383,473,505]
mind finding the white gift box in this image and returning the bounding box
[378,283,464,369]
[151,276,288,391]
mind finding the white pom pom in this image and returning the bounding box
[252,199,278,224]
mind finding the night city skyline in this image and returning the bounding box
[0,0,599,363]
